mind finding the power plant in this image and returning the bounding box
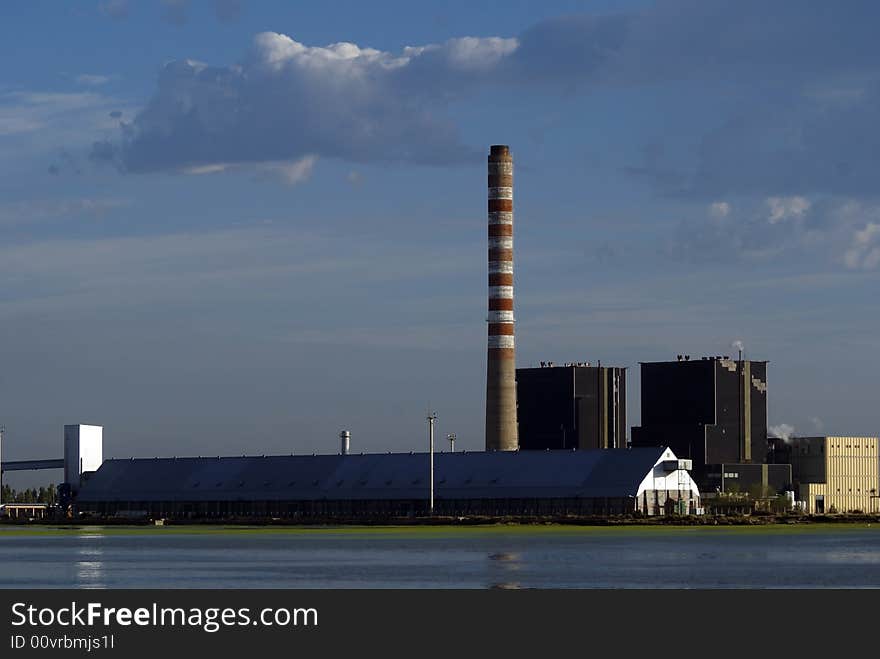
[517,363,627,451]
[1,143,878,521]
[632,356,768,468]
[485,145,518,451]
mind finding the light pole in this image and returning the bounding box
[446,432,456,453]
[427,412,437,515]
[0,425,4,507]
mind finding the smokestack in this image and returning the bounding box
[339,430,350,455]
[486,145,518,451]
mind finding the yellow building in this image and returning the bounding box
[788,436,879,514]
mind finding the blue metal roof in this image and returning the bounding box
[76,448,668,503]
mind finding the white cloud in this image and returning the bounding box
[266,155,317,186]
[405,36,519,72]
[75,74,112,86]
[181,156,317,185]
[767,196,811,224]
[844,221,880,270]
[853,222,880,247]
[99,0,129,20]
[709,201,730,218]
[182,163,229,175]
[97,31,520,173]
[0,90,132,169]
[0,226,477,319]
[84,2,880,197]
[0,198,128,226]
[672,196,880,269]
[181,162,230,176]
[0,91,115,136]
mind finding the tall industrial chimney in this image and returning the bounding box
[485,145,518,451]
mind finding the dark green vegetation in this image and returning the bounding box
[0,520,879,539]
[0,483,57,505]
[2,512,879,530]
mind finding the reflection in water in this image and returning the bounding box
[76,537,105,589]
[487,552,523,589]
[3,527,880,588]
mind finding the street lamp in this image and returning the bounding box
[0,425,4,507]
[427,412,437,515]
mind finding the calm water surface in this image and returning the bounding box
[1,525,879,588]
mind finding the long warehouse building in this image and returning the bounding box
[75,447,700,518]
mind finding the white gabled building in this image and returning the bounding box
[636,447,701,515]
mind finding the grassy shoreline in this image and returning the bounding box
[1,516,878,537]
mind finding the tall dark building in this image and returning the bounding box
[631,356,768,474]
[517,364,627,451]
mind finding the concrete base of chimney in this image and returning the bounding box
[486,349,518,451]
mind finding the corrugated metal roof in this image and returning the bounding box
[76,448,668,503]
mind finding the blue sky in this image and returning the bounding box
[2,1,879,484]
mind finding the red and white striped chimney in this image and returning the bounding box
[486,145,518,451]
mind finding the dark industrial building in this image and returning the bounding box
[632,356,767,467]
[517,364,626,451]
[703,463,792,497]
[631,356,789,493]
[74,448,700,518]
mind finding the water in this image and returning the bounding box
[1,525,879,589]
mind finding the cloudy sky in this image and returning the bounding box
[2,1,879,483]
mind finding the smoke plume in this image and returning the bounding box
[769,423,795,442]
